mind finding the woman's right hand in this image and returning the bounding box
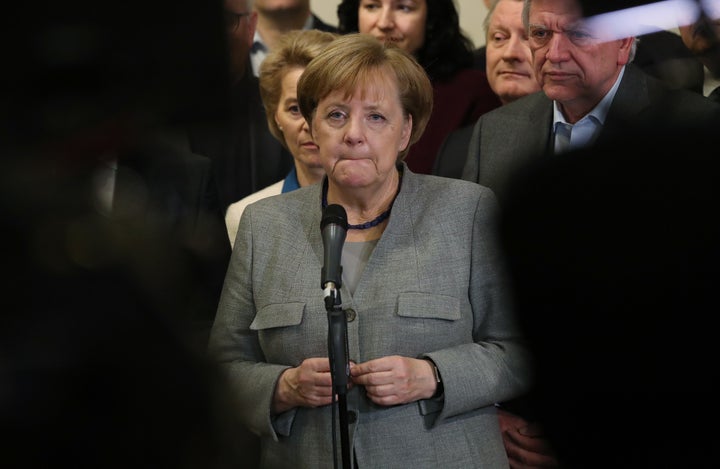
[272,357,337,414]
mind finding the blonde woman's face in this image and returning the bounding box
[358,0,428,56]
[275,67,322,170]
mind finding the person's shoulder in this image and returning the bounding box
[228,180,283,214]
[503,90,550,110]
[440,122,476,150]
[409,173,499,221]
[634,30,704,93]
[476,90,550,123]
[247,181,319,214]
[626,64,720,120]
[410,170,492,198]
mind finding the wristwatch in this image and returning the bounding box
[425,358,443,398]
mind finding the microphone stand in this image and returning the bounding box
[325,284,351,469]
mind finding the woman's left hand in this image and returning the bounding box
[350,355,437,406]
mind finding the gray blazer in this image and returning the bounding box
[458,64,720,202]
[208,164,532,469]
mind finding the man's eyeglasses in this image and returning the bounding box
[224,10,251,30]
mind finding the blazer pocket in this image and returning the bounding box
[249,302,306,330]
[397,293,460,321]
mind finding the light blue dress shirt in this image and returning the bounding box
[553,66,626,154]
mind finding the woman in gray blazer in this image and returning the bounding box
[208,33,533,469]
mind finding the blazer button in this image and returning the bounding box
[348,410,357,424]
[345,309,357,322]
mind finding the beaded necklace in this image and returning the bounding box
[321,168,403,230]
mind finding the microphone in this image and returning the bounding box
[321,204,350,404]
[321,204,348,302]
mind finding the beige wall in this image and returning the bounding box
[312,0,489,48]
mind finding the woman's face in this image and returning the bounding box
[357,0,427,56]
[275,67,322,170]
[311,72,412,190]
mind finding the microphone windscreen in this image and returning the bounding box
[321,204,348,230]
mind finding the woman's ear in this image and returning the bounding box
[399,114,413,151]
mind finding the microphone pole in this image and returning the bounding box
[321,204,351,469]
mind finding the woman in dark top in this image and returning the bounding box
[337,0,501,174]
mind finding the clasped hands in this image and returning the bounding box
[272,356,437,414]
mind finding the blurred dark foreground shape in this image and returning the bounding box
[1,1,261,467]
[499,113,720,468]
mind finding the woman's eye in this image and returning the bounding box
[368,113,386,124]
[361,2,379,12]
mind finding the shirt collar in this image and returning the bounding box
[251,14,315,76]
[281,166,300,193]
[252,30,266,53]
[553,65,626,127]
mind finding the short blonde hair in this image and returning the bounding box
[258,29,339,148]
[297,33,433,161]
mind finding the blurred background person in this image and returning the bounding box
[188,0,294,213]
[251,0,339,76]
[337,0,501,175]
[678,6,720,101]
[631,28,706,93]
[2,0,262,466]
[5,0,237,355]
[102,130,231,354]
[208,33,532,468]
[225,29,338,246]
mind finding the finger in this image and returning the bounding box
[518,423,546,437]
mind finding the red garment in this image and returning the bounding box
[405,68,501,175]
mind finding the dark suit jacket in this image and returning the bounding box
[436,64,719,203]
[310,13,338,33]
[187,67,293,212]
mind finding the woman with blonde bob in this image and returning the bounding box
[209,33,532,468]
[225,29,338,245]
